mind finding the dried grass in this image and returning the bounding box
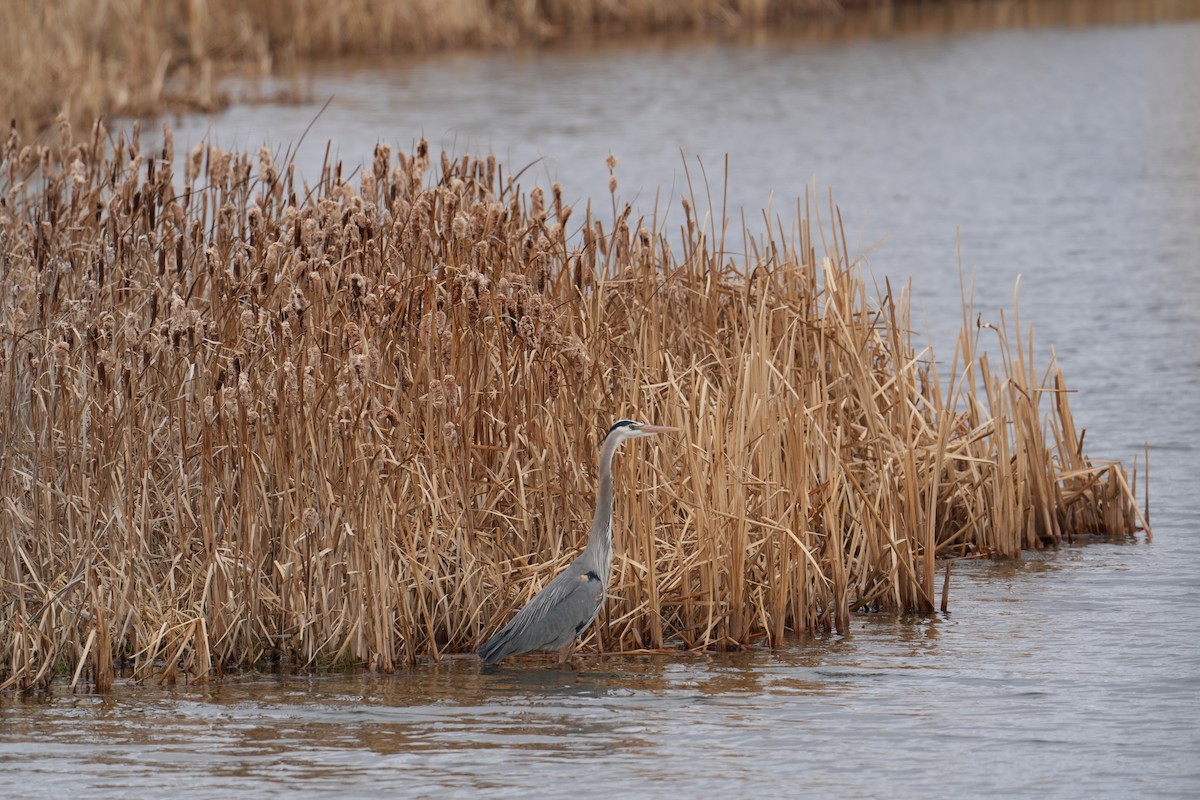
[0,121,1145,689]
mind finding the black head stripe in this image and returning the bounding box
[605,419,637,436]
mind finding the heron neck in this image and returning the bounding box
[587,435,621,555]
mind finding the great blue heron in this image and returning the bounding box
[477,419,674,667]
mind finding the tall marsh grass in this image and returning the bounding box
[0,121,1144,690]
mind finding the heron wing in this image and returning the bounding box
[478,566,605,664]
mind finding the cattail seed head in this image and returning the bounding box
[517,315,535,344]
[56,112,72,151]
[530,187,545,223]
[349,352,368,391]
[373,143,391,180]
[51,340,69,365]
[161,122,174,164]
[258,146,277,186]
[69,157,86,194]
[283,360,298,403]
[342,321,360,352]
[336,404,354,435]
[185,142,204,184]
[452,213,469,241]
[349,273,367,300]
[302,365,316,399]
[238,371,252,407]
[221,386,238,415]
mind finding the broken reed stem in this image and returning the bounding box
[0,121,1145,689]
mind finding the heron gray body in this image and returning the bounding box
[477,419,670,667]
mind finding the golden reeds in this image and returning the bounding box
[5,0,1200,140]
[0,120,1143,690]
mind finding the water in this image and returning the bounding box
[5,14,1200,799]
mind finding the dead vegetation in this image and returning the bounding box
[0,121,1145,690]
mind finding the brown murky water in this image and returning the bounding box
[4,11,1200,799]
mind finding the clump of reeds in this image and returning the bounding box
[0,119,1145,691]
[5,0,1199,140]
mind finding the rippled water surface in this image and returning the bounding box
[5,13,1200,799]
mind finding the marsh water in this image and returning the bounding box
[5,11,1200,799]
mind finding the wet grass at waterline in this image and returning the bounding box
[0,121,1145,691]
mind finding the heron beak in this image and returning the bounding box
[638,425,677,435]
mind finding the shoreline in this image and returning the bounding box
[4,0,1199,139]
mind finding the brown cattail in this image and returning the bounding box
[161,122,175,165]
[238,371,252,408]
[530,187,545,223]
[336,404,354,435]
[186,142,204,184]
[302,365,316,400]
[283,360,298,404]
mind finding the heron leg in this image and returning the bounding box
[554,639,577,667]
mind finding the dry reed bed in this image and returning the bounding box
[0,120,1143,691]
[6,0,1200,140]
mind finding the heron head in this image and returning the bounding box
[604,419,676,443]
